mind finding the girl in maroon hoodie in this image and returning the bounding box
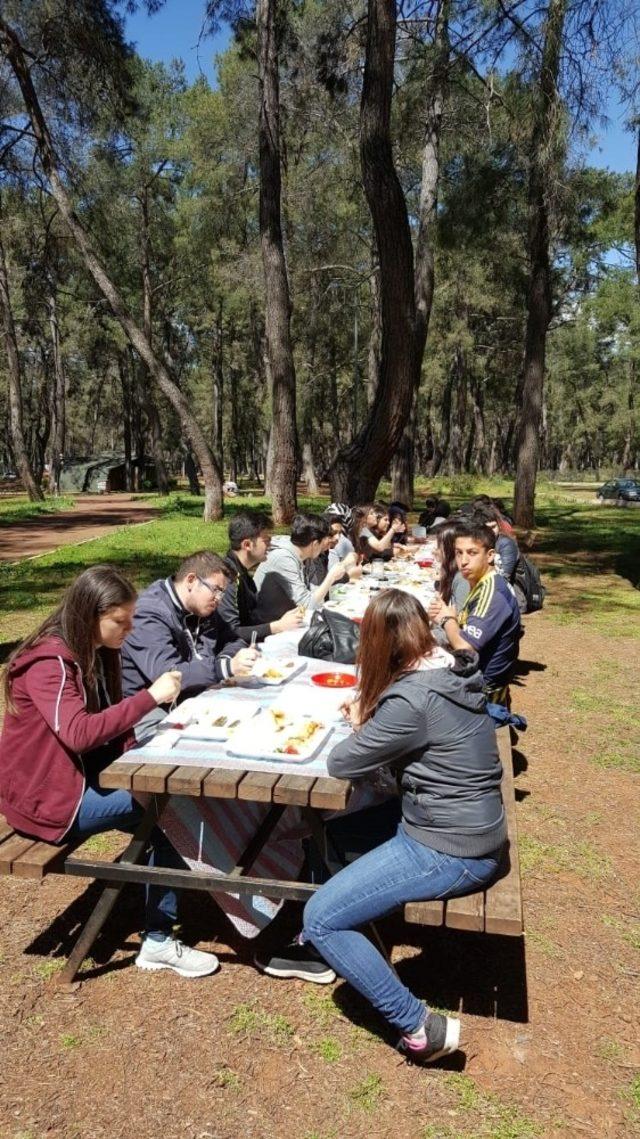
[0,565,219,979]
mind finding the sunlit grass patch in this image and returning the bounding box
[519,835,611,881]
[312,1036,342,1062]
[430,1078,543,1138]
[348,1073,383,1112]
[0,494,76,524]
[228,1000,294,1045]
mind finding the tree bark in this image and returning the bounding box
[329,0,418,502]
[46,282,66,494]
[0,207,43,501]
[391,0,448,501]
[628,121,633,284]
[118,354,133,491]
[257,0,298,523]
[0,17,222,519]
[513,0,567,527]
[140,185,170,495]
[635,124,640,285]
[212,298,224,474]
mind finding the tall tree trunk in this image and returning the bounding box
[635,124,640,285]
[257,0,298,523]
[140,185,170,495]
[0,17,222,520]
[329,0,418,501]
[118,354,133,491]
[212,298,224,474]
[429,364,455,476]
[513,0,567,527]
[366,251,381,408]
[0,209,43,501]
[47,283,66,494]
[391,0,449,502]
[448,347,466,473]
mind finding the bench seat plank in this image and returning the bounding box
[484,730,523,935]
[403,900,445,926]
[445,891,485,932]
[11,840,76,880]
[0,834,39,874]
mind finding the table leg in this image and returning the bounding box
[58,794,166,984]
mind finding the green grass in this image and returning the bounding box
[519,835,611,881]
[228,1001,294,1045]
[32,959,65,981]
[0,494,76,524]
[348,1073,384,1112]
[312,1036,342,1062]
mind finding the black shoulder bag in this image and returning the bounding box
[298,608,360,665]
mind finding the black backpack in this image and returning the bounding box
[513,554,546,614]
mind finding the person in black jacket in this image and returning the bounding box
[298,590,505,1062]
[217,511,303,641]
[121,550,258,735]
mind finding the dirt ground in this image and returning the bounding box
[0,559,639,1139]
[0,496,160,562]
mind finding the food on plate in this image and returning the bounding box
[269,708,288,731]
[212,715,228,727]
[274,718,324,756]
[262,667,284,680]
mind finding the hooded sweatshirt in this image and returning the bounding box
[327,651,506,858]
[0,637,155,842]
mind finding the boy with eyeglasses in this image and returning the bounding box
[121,551,257,732]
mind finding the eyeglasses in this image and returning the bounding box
[196,576,225,600]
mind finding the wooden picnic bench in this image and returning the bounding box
[0,726,523,983]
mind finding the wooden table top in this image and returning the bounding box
[99,758,352,811]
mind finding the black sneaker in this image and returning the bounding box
[254,941,336,984]
[398,1011,461,1063]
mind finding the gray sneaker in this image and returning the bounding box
[135,934,220,978]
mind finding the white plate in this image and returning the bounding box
[250,657,305,685]
[226,707,332,762]
[178,699,258,741]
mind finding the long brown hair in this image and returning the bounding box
[3,565,136,714]
[357,590,437,724]
[352,503,388,559]
[433,519,459,604]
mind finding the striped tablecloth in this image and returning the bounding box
[127,662,385,938]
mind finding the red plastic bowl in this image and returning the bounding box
[310,672,357,689]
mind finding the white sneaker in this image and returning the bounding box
[135,934,220,978]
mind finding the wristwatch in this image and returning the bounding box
[440,615,457,628]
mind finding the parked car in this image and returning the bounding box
[596,478,640,505]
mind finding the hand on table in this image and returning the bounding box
[149,670,182,705]
[273,608,304,633]
[231,647,259,677]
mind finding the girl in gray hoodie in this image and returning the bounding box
[301,589,506,1062]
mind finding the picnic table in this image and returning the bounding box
[58,661,371,981]
[0,542,524,983]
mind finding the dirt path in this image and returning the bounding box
[0,557,638,1138]
[0,496,161,562]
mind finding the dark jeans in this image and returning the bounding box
[68,784,185,938]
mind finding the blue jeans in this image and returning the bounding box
[303,824,500,1035]
[69,785,184,939]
